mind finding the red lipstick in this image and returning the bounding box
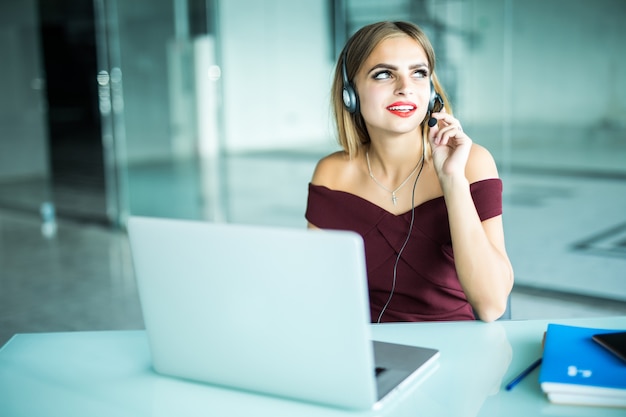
[386,101,417,118]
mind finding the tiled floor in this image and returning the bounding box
[1,148,626,347]
[0,209,142,346]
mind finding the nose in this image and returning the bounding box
[394,75,413,96]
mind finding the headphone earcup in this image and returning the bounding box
[428,79,436,112]
[341,52,359,114]
[342,83,358,114]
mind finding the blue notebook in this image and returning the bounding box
[539,324,626,407]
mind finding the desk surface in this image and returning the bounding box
[1,316,625,417]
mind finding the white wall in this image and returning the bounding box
[218,0,334,152]
[508,0,625,126]
[449,0,626,127]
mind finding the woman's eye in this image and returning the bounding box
[373,71,391,80]
[372,69,428,80]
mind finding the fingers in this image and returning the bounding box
[436,124,464,145]
[429,112,465,146]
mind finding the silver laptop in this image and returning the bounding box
[127,216,439,410]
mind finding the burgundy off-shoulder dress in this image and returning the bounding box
[305,178,503,322]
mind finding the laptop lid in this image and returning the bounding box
[127,216,438,410]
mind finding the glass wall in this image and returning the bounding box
[0,0,50,213]
[0,0,624,302]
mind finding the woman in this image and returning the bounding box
[306,21,513,323]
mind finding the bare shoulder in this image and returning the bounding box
[465,143,500,183]
[310,151,358,189]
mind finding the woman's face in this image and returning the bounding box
[355,35,432,140]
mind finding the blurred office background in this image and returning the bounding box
[1,0,625,344]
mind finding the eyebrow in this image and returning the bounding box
[367,62,430,74]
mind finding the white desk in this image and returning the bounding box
[1,316,625,417]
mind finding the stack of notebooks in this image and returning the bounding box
[539,324,626,408]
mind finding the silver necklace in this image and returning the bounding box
[366,151,424,206]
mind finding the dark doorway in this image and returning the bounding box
[37,0,108,223]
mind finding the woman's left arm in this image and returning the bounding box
[429,112,514,322]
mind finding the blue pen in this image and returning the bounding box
[505,358,543,391]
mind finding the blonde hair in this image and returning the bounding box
[332,21,451,158]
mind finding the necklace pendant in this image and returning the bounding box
[392,193,398,206]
